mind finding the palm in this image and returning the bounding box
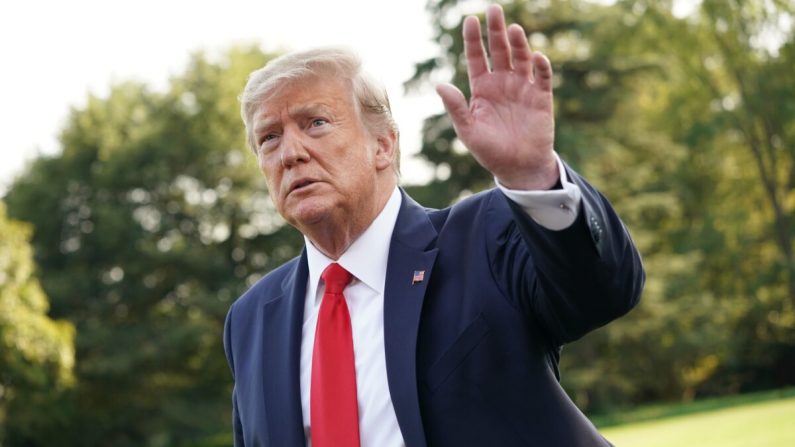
[437,5,557,190]
[466,72,554,169]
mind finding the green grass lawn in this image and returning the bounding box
[600,393,795,447]
[195,389,795,446]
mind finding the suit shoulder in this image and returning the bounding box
[428,188,509,227]
[230,256,301,313]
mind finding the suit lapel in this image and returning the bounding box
[258,191,438,447]
[261,250,309,446]
[384,190,438,447]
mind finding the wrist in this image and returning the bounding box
[496,157,559,191]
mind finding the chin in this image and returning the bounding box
[286,202,333,229]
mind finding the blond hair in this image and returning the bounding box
[240,47,400,173]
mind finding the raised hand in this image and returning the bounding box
[436,4,558,190]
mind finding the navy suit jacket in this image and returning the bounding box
[224,166,645,446]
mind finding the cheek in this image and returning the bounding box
[259,160,283,200]
[257,153,270,173]
[265,179,285,214]
[258,154,279,179]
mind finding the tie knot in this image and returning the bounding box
[321,263,352,295]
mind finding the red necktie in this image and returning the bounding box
[311,263,360,447]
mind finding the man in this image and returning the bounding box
[224,4,644,447]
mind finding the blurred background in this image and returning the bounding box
[1,0,793,446]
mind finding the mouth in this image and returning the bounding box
[287,178,319,195]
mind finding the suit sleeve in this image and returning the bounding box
[493,163,645,346]
[224,304,246,447]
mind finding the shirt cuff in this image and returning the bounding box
[495,153,582,230]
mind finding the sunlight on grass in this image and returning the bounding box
[601,396,795,447]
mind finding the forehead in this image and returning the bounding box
[253,76,356,123]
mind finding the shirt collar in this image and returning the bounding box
[305,187,402,303]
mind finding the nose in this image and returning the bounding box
[280,129,311,168]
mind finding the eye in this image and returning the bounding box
[259,133,278,145]
[257,134,280,154]
[310,118,328,128]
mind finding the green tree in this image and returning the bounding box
[4,46,302,446]
[0,201,75,444]
[409,0,684,411]
[411,0,795,411]
[405,0,658,207]
[625,0,795,398]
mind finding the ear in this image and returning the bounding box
[374,129,397,171]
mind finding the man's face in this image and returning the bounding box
[251,76,389,234]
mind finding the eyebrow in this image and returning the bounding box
[253,103,334,136]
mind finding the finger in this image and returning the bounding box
[532,52,553,92]
[508,24,532,80]
[486,4,512,71]
[436,83,471,134]
[463,15,489,85]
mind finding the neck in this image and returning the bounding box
[305,178,396,260]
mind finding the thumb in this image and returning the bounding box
[435,83,470,133]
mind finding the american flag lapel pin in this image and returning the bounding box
[412,270,425,285]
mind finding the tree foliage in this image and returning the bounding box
[0,202,75,445]
[4,46,303,446]
[408,0,795,412]
[2,0,794,442]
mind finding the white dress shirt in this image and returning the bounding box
[496,152,582,230]
[300,153,581,447]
